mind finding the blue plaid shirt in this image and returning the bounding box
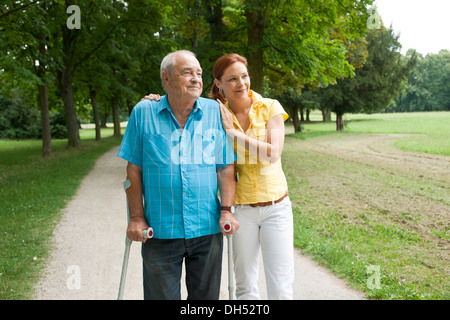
[117,96,236,239]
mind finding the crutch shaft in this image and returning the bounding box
[117,237,132,300]
[227,234,234,300]
[223,221,234,300]
[118,180,153,300]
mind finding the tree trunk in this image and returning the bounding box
[101,112,108,128]
[60,17,81,148]
[336,113,344,131]
[90,89,101,141]
[111,95,121,137]
[204,0,224,43]
[60,68,81,147]
[126,99,133,116]
[322,109,331,122]
[191,0,199,49]
[37,30,51,157]
[245,0,271,95]
[291,107,301,133]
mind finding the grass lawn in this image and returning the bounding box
[295,111,450,156]
[0,128,123,299]
[285,111,449,299]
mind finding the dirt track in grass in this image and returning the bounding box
[284,133,449,235]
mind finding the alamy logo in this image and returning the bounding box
[366,265,381,289]
[66,265,81,290]
[66,5,81,29]
[367,6,382,30]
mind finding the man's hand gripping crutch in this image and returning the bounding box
[118,179,153,300]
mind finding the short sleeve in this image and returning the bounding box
[117,107,143,167]
[269,100,289,122]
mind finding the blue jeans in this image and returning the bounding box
[141,233,223,300]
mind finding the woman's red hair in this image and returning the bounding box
[209,53,248,103]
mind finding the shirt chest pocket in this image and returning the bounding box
[143,134,171,168]
[248,123,270,166]
[249,122,267,142]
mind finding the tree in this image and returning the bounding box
[54,0,126,147]
[276,88,303,132]
[319,26,417,131]
[36,3,51,156]
[1,0,124,148]
[244,0,375,95]
[1,0,55,156]
[5,0,410,147]
[389,49,450,112]
[74,50,110,141]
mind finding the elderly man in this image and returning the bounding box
[117,50,238,300]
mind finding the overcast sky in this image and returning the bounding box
[373,0,450,55]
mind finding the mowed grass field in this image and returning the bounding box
[297,111,450,156]
[284,111,449,299]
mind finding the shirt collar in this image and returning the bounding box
[158,94,203,116]
[248,89,265,109]
[247,90,265,124]
[224,90,264,109]
[224,90,264,131]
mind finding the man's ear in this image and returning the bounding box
[162,71,170,87]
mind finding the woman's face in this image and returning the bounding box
[215,62,251,101]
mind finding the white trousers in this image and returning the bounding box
[233,196,294,300]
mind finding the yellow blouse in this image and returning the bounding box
[225,90,289,204]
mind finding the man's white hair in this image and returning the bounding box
[160,50,196,91]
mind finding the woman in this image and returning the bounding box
[143,53,294,300]
[210,53,294,300]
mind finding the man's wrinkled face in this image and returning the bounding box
[163,53,203,100]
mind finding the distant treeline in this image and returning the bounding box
[386,49,450,113]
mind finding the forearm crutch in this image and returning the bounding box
[223,221,234,300]
[117,179,153,300]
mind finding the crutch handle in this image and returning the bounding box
[223,221,232,233]
[142,227,154,239]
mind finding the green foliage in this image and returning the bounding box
[259,0,374,92]
[0,93,40,139]
[314,26,417,130]
[388,50,450,112]
[6,0,439,143]
[0,94,69,140]
[49,111,67,139]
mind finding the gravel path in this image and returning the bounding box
[33,146,365,300]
